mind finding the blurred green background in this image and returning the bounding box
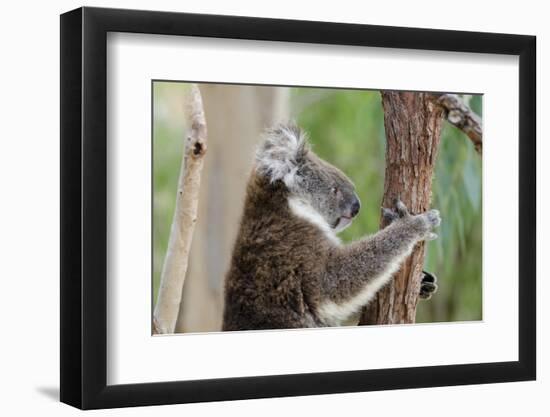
[153,82,482,327]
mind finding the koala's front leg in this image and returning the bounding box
[318,200,440,324]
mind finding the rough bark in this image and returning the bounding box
[429,93,482,155]
[359,91,444,325]
[153,85,208,334]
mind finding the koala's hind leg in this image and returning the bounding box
[419,270,438,300]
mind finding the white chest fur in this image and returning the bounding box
[287,197,341,246]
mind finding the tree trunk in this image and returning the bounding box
[359,91,444,325]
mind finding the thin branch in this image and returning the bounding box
[429,93,483,155]
[153,85,208,334]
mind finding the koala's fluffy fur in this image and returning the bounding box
[222,124,441,331]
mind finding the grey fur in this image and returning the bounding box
[222,124,441,330]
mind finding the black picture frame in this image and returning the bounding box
[60,6,536,410]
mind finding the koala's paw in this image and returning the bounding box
[381,207,399,223]
[424,209,441,228]
[381,199,410,224]
[419,270,438,300]
[417,209,441,240]
[383,200,441,241]
[395,199,410,218]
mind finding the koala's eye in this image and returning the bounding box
[331,187,339,195]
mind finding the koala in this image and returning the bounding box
[222,124,441,331]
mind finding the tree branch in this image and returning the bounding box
[429,93,482,155]
[153,84,208,334]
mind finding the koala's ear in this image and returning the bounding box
[255,124,309,187]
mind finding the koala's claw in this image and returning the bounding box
[381,207,399,223]
[419,270,438,300]
[381,199,410,224]
[395,199,410,218]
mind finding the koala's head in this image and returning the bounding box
[256,124,361,233]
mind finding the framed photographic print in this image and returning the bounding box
[60,6,536,410]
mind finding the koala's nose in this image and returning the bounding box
[350,196,361,218]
